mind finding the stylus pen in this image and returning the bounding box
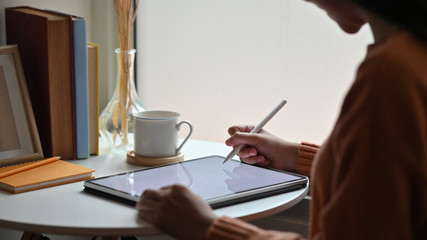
[223,99,287,164]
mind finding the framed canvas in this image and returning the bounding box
[0,45,43,166]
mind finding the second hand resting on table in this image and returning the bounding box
[136,125,302,240]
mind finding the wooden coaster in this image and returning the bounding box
[127,151,184,167]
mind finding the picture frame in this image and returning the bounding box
[0,45,43,166]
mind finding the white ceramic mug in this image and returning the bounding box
[133,111,193,157]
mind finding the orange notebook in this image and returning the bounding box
[0,158,94,193]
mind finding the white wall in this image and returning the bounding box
[136,0,373,144]
[90,0,119,111]
[1,0,374,145]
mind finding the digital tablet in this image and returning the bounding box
[84,155,308,209]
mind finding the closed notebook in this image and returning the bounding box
[0,160,94,194]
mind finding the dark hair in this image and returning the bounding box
[352,0,427,42]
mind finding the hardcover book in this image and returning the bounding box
[6,7,76,159]
[87,43,100,155]
[72,16,90,159]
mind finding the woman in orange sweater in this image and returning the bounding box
[136,0,427,239]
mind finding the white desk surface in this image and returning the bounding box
[0,139,308,237]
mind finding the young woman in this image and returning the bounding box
[136,0,427,239]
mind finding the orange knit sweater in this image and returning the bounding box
[208,30,427,240]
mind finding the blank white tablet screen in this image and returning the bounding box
[89,156,302,201]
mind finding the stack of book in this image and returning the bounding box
[5,6,99,160]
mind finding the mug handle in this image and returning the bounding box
[176,120,193,154]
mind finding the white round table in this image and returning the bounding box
[0,139,308,239]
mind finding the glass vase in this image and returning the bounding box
[99,48,145,154]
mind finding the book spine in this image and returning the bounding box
[72,17,90,159]
[87,42,100,155]
[48,15,75,159]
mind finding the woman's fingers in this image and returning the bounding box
[227,125,255,136]
[240,155,271,166]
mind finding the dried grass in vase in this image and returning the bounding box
[112,0,140,144]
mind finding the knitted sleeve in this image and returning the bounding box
[295,142,319,178]
[206,143,317,240]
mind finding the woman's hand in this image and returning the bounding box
[225,125,300,172]
[136,184,217,240]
